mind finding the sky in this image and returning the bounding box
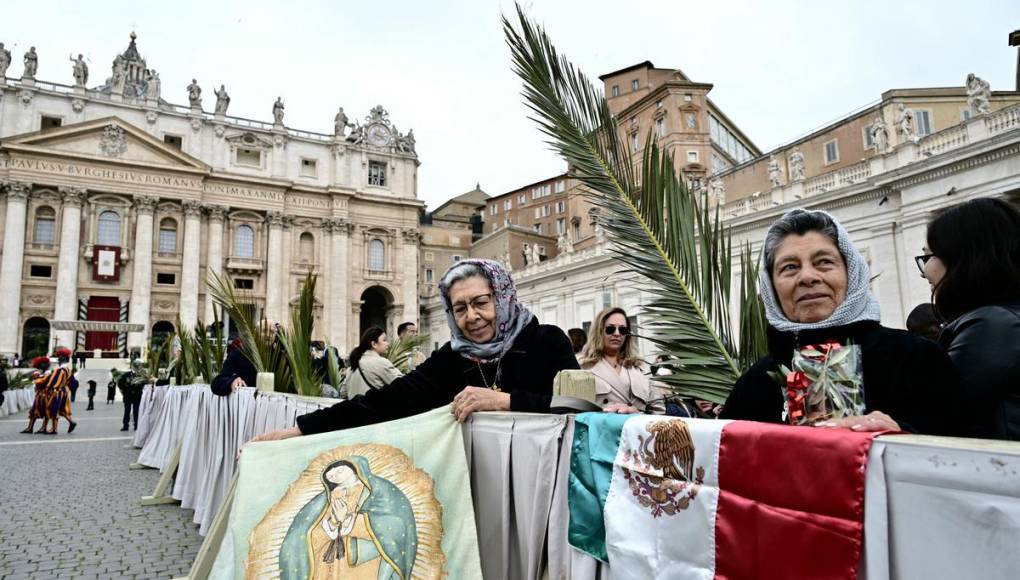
[3,0,1018,210]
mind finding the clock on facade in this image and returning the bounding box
[367,124,390,147]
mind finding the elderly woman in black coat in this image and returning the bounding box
[251,259,579,441]
[721,209,965,435]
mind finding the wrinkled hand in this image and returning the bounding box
[814,411,899,432]
[230,377,246,392]
[249,426,301,444]
[603,402,640,414]
[451,386,510,423]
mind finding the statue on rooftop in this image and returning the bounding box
[0,43,11,78]
[870,114,890,154]
[23,46,38,79]
[187,79,202,108]
[896,103,916,144]
[273,97,285,125]
[966,73,992,116]
[214,84,230,116]
[69,53,88,86]
[767,155,784,188]
[145,69,160,100]
[334,107,349,137]
[788,147,805,182]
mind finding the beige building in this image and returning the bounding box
[419,185,487,300]
[0,34,421,360]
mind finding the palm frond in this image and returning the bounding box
[325,347,344,391]
[504,6,767,403]
[386,334,430,374]
[278,272,322,396]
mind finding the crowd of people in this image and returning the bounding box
[236,196,1019,444]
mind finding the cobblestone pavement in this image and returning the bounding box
[0,394,202,579]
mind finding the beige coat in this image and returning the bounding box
[585,359,665,414]
[343,350,402,399]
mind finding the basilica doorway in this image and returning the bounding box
[21,317,50,360]
[359,286,393,338]
[150,321,175,351]
[84,296,120,352]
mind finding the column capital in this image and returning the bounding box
[401,227,422,244]
[321,217,339,233]
[4,181,31,201]
[281,214,294,229]
[266,210,286,227]
[132,194,159,214]
[59,187,87,207]
[204,204,229,221]
[182,199,203,217]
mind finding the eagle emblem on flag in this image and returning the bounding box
[621,419,705,517]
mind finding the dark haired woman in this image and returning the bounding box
[921,197,1020,440]
[249,259,579,442]
[343,327,402,399]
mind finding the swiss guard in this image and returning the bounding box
[20,348,77,435]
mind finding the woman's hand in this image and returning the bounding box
[451,386,511,423]
[814,411,899,432]
[249,426,302,443]
[230,377,246,392]
[603,402,640,414]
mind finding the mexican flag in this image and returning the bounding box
[568,414,876,579]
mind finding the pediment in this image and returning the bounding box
[1,116,208,171]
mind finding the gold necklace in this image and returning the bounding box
[476,359,503,392]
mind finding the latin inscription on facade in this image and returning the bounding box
[204,183,285,202]
[10,158,204,189]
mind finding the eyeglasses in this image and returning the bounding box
[450,293,493,319]
[604,325,630,336]
[914,254,935,275]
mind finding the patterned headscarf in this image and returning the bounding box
[758,209,882,332]
[439,259,535,362]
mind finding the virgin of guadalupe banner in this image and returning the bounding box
[210,405,482,579]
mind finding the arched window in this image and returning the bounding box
[299,232,314,263]
[97,211,122,246]
[33,206,56,245]
[150,321,175,350]
[368,239,385,271]
[158,218,178,254]
[234,225,255,258]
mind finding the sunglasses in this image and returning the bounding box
[914,253,935,275]
[604,325,630,336]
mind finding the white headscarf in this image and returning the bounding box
[758,209,882,332]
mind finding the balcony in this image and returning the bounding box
[225,255,265,274]
[26,242,56,253]
[364,269,393,281]
[292,260,319,274]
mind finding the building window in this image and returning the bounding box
[452,255,462,263]
[29,264,52,278]
[233,278,254,290]
[425,268,434,283]
[709,114,753,164]
[504,199,512,211]
[687,151,699,163]
[163,134,183,150]
[156,272,176,285]
[611,85,620,97]
[234,225,255,258]
[824,139,839,165]
[33,206,56,245]
[555,181,566,193]
[504,218,511,227]
[236,148,261,167]
[543,205,552,217]
[863,124,875,149]
[97,211,121,246]
[961,109,972,122]
[368,239,385,271]
[450,235,461,246]
[685,113,697,130]
[300,158,318,178]
[424,251,434,262]
[534,207,541,219]
[556,218,566,234]
[684,93,693,102]
[711,152,731,173]
[915,110,933,136]
[518,194,526,205]
[572,221,581,240]
[368,161,387,187]
[490,204,498,216]
[157,218,177,255]
[655,117,665,138]
[631,79,639,91]
[41,116,62,130]
[423,234,433,243]
[556,201,565,213]
[299,232,314,262]
[630,132,639,151]
[533,224,541,233]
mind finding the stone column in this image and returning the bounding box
[203,205,227,323]
[400,228,420,326]
[318,219,336,342]
[279,215,294,325]
[264,211,285,325]
[126,195,158,352]
[52,188,87,349]
[0,182,30,354]
[329,219,352,350]
[178,200,203,330]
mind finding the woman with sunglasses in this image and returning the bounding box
[580,307,665,414]
[249,259,579,441]
[920,198,1020,440]
[721,209,964,435]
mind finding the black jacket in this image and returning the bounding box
[940,303,1020,440]
[721,321,966,436]
[211,349,257,397]
[296,319,579,435]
